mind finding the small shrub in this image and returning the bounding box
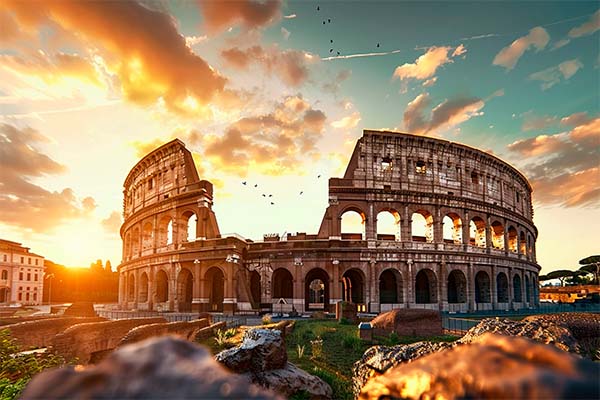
[262,314,273,325]
[214,329,227,346]
[296,344,305,359]
[224,328,236,339]
[341,333,362,350]
[384,331,400,346]
[310,336,323,359]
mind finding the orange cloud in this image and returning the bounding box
[199,0,282,34]
[1,52,100,85]
[393,45,464,81]
[493,27,549,70]
[0,124,96,232]
[568,10,600,38]
[507,116,600,207]
[101,211,122,234]
[2,0,226,114]
[403,92,484,135]
[221,45,314,87]
[201,95,327,176]
[331,112,361,129]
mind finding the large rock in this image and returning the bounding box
[63,302,97,317]
[371,308,442,337]
[352,341,452,397]
[216,328,332,399]
[21,336,279,399]
[460,316,580,354]
[216,328,287,373]
[359,333,600,400]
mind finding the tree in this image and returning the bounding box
[579,255,600,285]
[105,260,112,273]
[546,270,576,286]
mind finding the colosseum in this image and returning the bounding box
[118,130,540,314]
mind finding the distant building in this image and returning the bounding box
[0,239,45,305]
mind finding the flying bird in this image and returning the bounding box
[330,48,333,53]
[270,202,275,205]
[317,6,319,11]
[242,181,247,185]
[262,194,266,197]
[377,43,380,48]
[268,194,273,197]
[330,39,333,43]
[317,175,321,178]
[254,184,258,188]
[299,191,303,195]
[328,18,331,23]
[337,51,340,55]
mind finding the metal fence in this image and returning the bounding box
[96,309,247,327]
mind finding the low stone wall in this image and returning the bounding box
[51,317,166,364]
[3,317,106,350]
[118,318,210,347]
[0,315,54,327]
[195,321,226,341]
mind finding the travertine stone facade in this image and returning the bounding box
[118,131,540,314]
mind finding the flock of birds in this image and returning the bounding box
[315,5,380,57]
[241,174,323,205]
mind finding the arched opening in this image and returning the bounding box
[205,267,224,312]
[142,222,153,249]
[341,210,365,240]
[513,274,522,302]
[491,221,505,250]
[131,227,140,257]
[0,288,8,303]
[507,226,518,252]
[411,210,434,243]
[272,268,294,299]
[342,268,365,304]
[376,210,401,241]
[182,211,197,242]
[447,270,467,303]
[519,231,526,255]
[527,234,533,258]
[139,272,149,302]
[469,217,486,247]
[497,272,509,303]
[1,270,7,280]
[127,274,135,302]
[415,269,437,303]
[475,271,491,303]
[443,213,462,244]
[250,271,261,307]
[177,268,193,312]
[525,275,531,304]
[304,268,329,311]
[155,269,169,303]
[379,269,403,304]
[157,216,173,247]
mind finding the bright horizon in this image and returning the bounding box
[0,1,598,272]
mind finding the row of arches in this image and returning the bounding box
[340,209,533,255]
[124,211,198,259]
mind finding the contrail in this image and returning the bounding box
[322,49,401,61]
[460,33,501,41]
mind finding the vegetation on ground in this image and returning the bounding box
[0,329,69,400]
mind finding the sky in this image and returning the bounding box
[0,0,598,273]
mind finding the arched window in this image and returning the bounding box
[142,222,153,249]
[475,271,491,303]
[376,210,400,241]
[513,274,522,302]
[469,217,486,247]
[155,270,169,303]
[491,221,504,250]
[379,269,403,304]
[497,272,509,303]
[341,210,365,240]
[411,210,433,243]
[507,226,518,252]
[415,269,437,303]
[443,213,462,244]
[519,231,526,255]
[447,270,467,303]
[1,270,7,280]
[139,272,149,302]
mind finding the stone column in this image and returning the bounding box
[462,210,470,248]
[406,260,413,307]
[439,261,447,311]
[491,265,497,309]
[467,262,475,312]
[434,207,443,244]
[401,205,411,242]
[369,259,377,312]
[118,272,124,307]
[168,263,176,312]
[508,268,514,310]
[365,203,376,240]
[192,262,200,312]
[152,214,159,253]
[485,215,492,252]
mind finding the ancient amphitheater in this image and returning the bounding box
[118,130,540,314]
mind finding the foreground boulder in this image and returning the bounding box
[22,336,278,399]
[216,328,332,399]
[371,308,442,337]
[359,333,600,400]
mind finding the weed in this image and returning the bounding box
[310,336,323,359]
[341,332,362,350]
[297,344,305,359]
[262,314,273,325]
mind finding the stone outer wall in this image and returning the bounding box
[118,318,210,347]
[51,317,166,363]
[195,321,226,341]
[118,131,540,315]
[4,317,106,349]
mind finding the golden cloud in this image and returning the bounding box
[493,27,549,70]
[507,116,600,207]
[393,45,463,81]
[2,0,227,114]
[0,124,96,232]
[199,0,282,34]
[221,44,314,87]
